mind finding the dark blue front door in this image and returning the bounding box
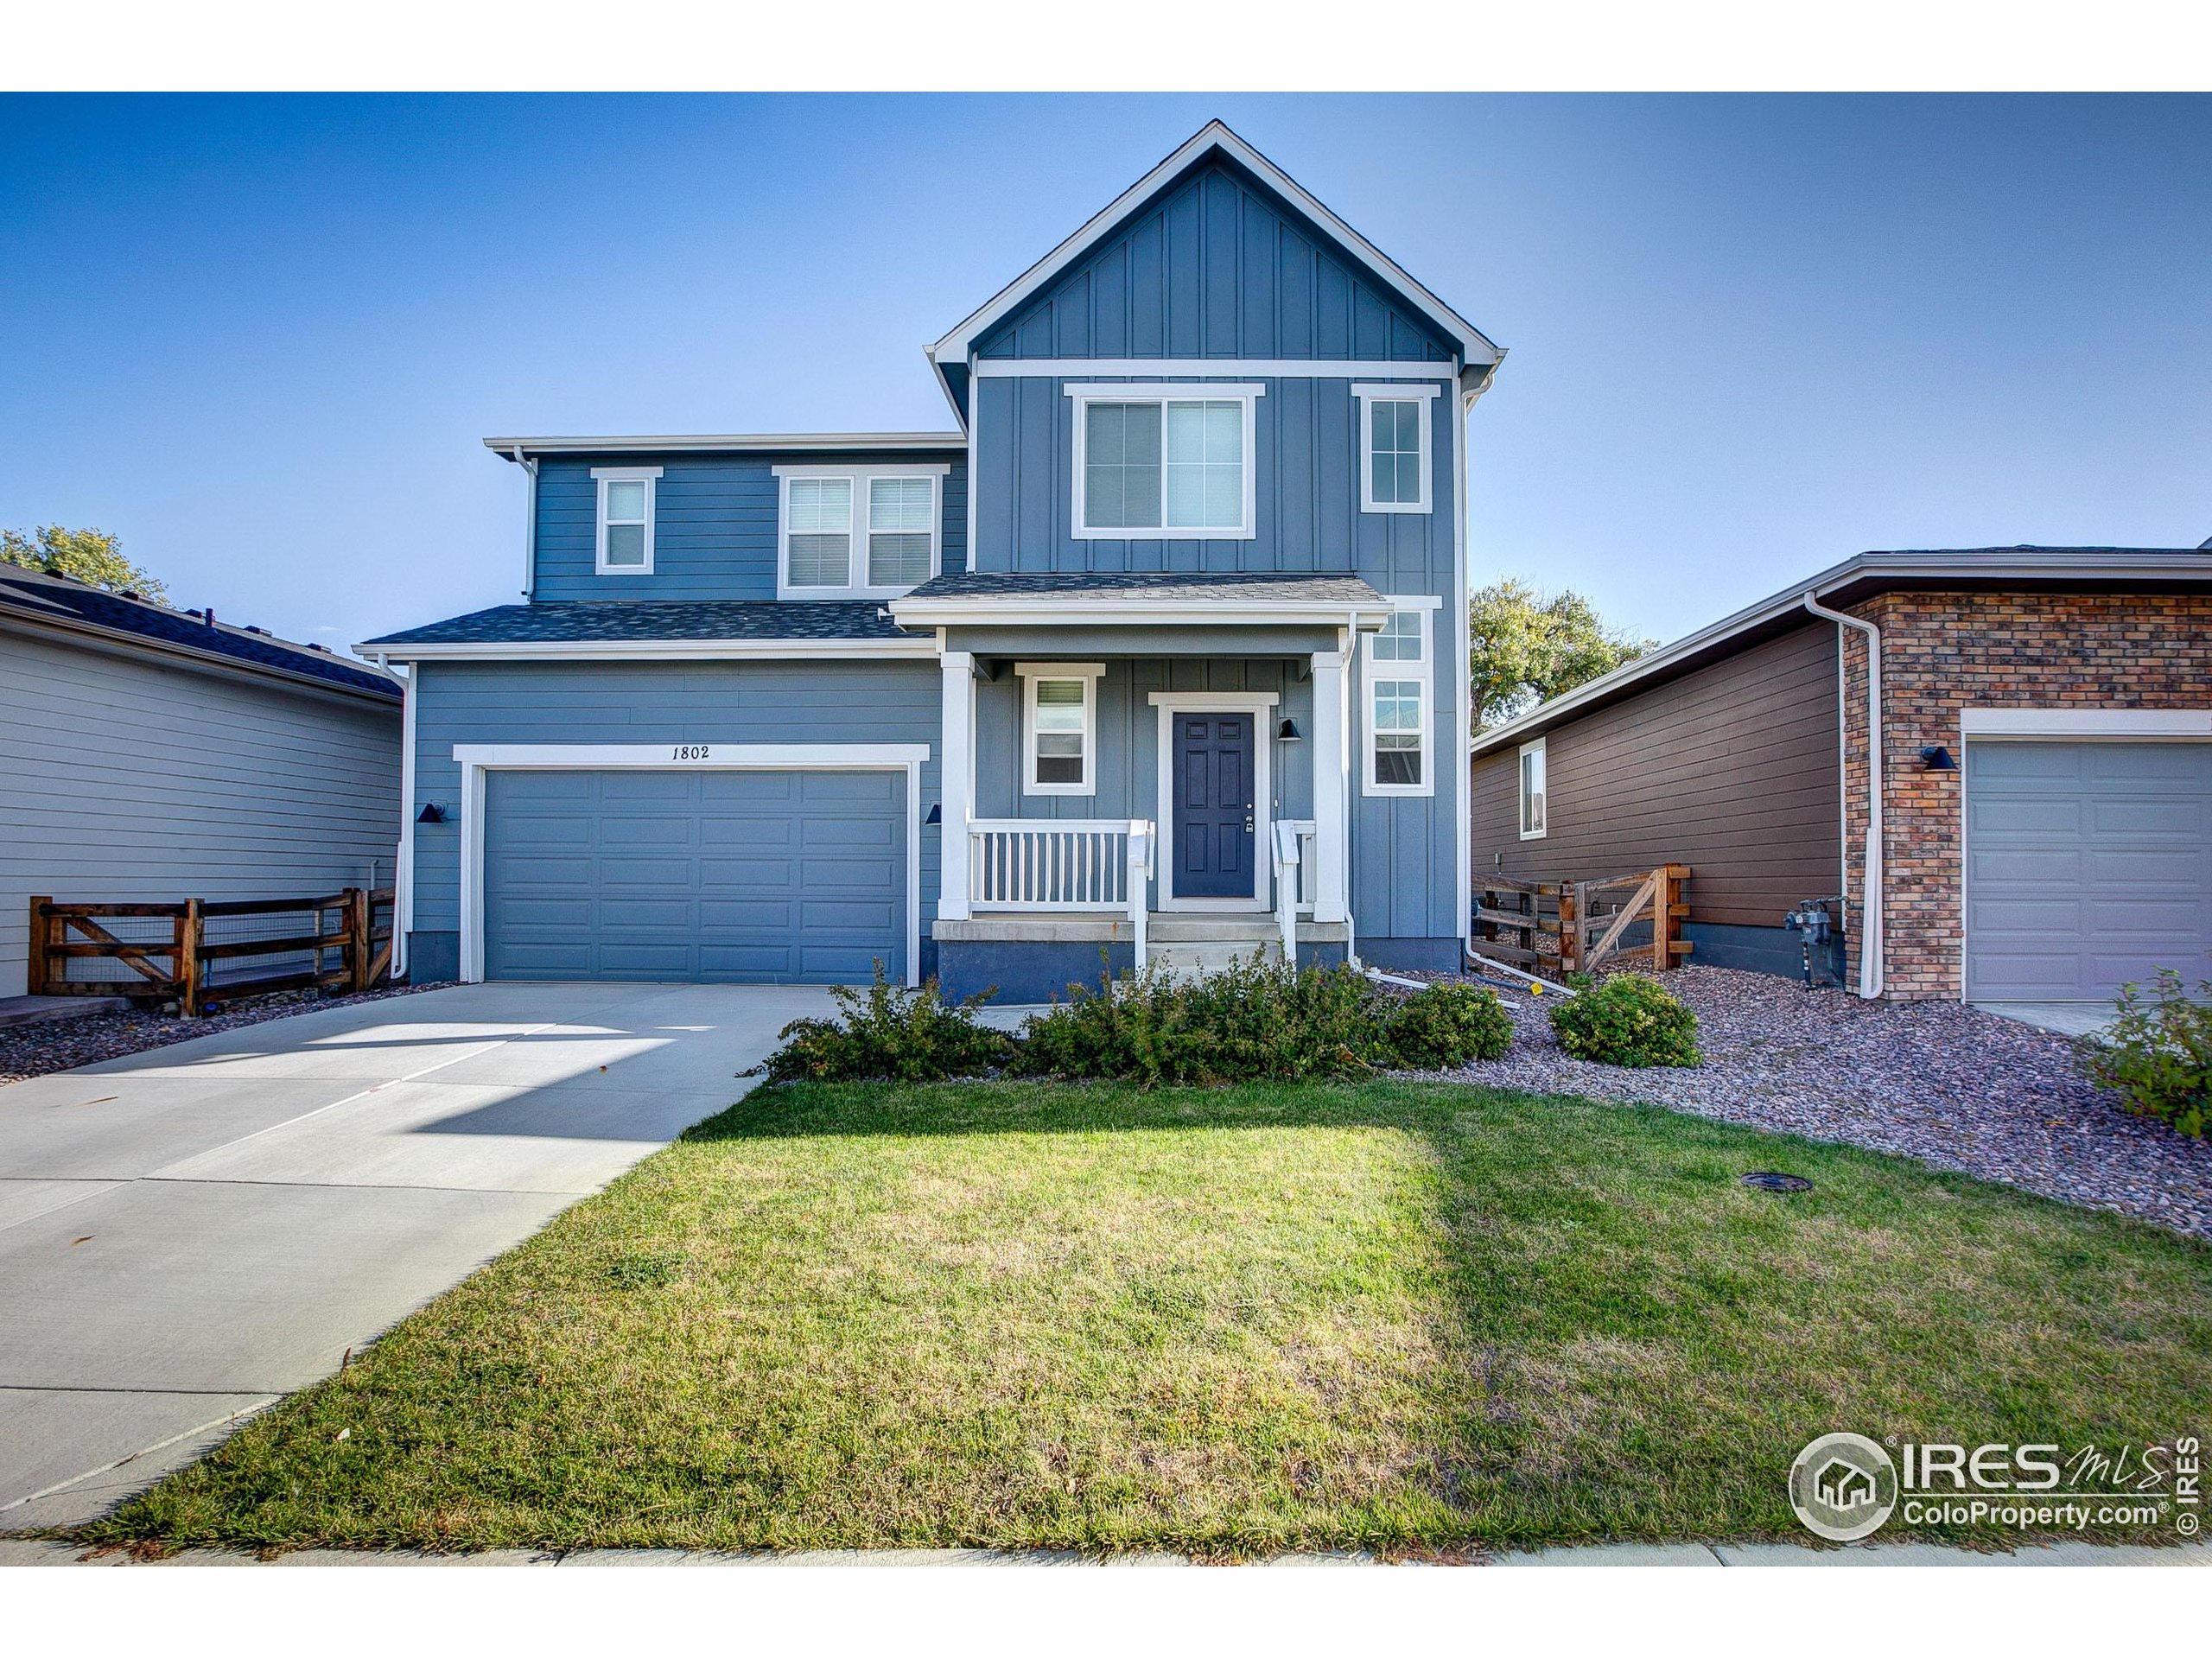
[1172,714,1255,899]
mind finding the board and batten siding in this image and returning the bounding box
[0,628,402,1000]
[530,451,967,603]
[407,658,943,970]
[1471,622,1843,931]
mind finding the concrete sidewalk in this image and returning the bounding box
[0,982,829,1531]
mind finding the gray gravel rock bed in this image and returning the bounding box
[0,982,448,1085]
[1412,964,2212,1242]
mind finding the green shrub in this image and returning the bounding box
[1385,981,1515,1067]
[759,964,1015,1084]
[2075,969,2211,1138]
[1015,954,1391,1086]
[1548,973,1701,1068]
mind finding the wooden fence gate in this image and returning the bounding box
[1473,865,1692,976]
[27,888,397,1016]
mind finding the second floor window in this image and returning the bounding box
[775,466,945,599]
[592,467,659,575]
[1071,386,1259,538]
[1354,386,1433,514]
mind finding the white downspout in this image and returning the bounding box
[512,446,538,600]
[1802,593,1882,998]
[378,653,414,982]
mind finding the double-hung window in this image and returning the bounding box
[774,465,947,599]
[1352,385,1433,514]
[1363,607,1433,796]
[1069,385,1261,538]
[1017,663,1103,796]
[592,467,660,575]
[1518,739,1548,839]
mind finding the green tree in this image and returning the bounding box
[1468,578,1652,733]
[0,524,168,601]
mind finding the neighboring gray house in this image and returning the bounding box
[0,565,404,1001]
[364,121,1503,999]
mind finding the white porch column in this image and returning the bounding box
[938,650,976,921]
[1309,646,1351,925]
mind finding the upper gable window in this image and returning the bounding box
[1352,386,1433,514]
[773,464,948,600]
[591,467,660,575]
[1067,385,1261,540]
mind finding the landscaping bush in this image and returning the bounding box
[759,964,1015,1084]
[2075,969,2211,1138]
[1384,981,1515,1067]
[1015,954,1391,1086]
[1548,972,1701,1068]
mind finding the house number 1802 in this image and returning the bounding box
[671,744,710,760]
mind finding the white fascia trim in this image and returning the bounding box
[453,741,929,988]
[1468,549,2212,759]
[1961,709,2212,738]
[1066,385,1262,543]
[1351,384,1440,515]
[488,434,964,454]
[929,121,1503,368]
[890,600,1398,629]
[982,359,1455,380]
[1148,690,1279,912]
[365,639,938,663]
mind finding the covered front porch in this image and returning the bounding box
[890,572,1389,1000]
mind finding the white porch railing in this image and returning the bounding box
[1287,820,1318,916]
[969,818,1157,969]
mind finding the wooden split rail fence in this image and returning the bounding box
[1472,865,1692,976]
[27,888,397,1017]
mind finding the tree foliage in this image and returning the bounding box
[1,524,168,601]
[1468,578,1651,733]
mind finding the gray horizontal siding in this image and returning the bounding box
[409,658,943,941]
[531,451,968,602]
[1471,622,1842,930]
[977,159,1452,362]
[0,627,403,999]
[975,373,1452,587]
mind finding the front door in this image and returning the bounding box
[1172,713,1255,899]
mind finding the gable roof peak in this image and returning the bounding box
[927,118,1501,386]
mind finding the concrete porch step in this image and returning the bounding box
[1149,940,1282,978]
[1146,916,1282,943]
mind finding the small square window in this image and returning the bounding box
[1355,388,1432,514]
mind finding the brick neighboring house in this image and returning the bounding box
[1470,547,2212,1004]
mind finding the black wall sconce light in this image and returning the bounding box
[416,802,447,824]
[1919,746,1959,772]
[925,804,942,825]
[1277,718,1303,742]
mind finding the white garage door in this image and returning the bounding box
[1965,741,2212,1001]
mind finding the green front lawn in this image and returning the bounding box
[83,1081,2210,1555]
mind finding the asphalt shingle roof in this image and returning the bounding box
[0,568,399,700]
[900,570,1385,604]
[362,600,907,647]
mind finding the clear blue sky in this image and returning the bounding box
[3,92,2207,654]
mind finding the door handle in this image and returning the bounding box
[1243,817,1255,833]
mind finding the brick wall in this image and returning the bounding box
[1839,589,2212,999]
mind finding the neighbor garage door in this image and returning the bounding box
[482,769,906,982]
[1965,741,2212,1001]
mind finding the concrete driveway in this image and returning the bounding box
[0,981,830,1529]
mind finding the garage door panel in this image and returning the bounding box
[483,768,905,984]
[1967,741,2211,1001]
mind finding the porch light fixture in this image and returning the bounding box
[925,804,941,825]
[1919,745,1959,772]
[1276,718,1302,742]
[416,803,447,824]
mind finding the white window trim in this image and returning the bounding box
[1518,738,1548,840]
[1361,602,1434,798]
[591,466,661,576]
[1065,383,1263,542]
[451,741,929,989]
[772,463,950,601]
[1351,385,1438,514]
[1014,661,1104,798]
[1145,690,1279,912]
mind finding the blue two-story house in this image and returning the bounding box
[363,122,1503,1000]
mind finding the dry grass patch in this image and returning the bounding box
[78,1080,2211,1556]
